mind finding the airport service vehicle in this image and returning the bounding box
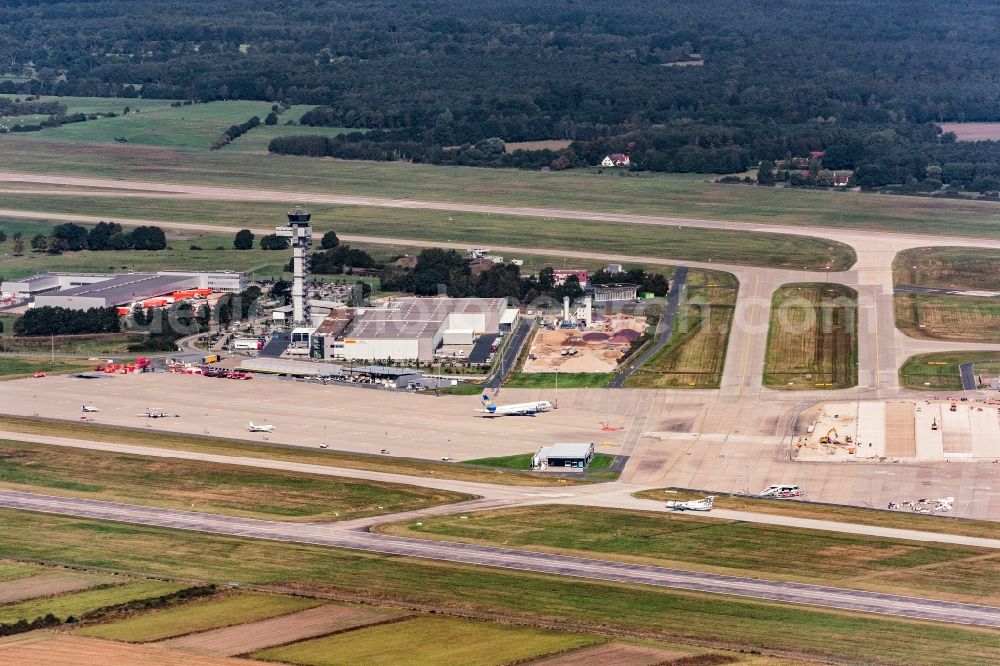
[247,421,274,432]
[758,484,804,499]
[478,393,554,417]
[665,496,715,511]
[81,404,99,413]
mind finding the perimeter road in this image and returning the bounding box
[1,489,999,628]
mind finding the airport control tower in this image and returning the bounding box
[274,207,312,324]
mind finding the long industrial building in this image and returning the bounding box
[1,271,246,310]
[311,297,511,362]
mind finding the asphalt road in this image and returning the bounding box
[960,362,978,391]
[609,267,688,388]
[1,489,998,627]
[484,318,532,390]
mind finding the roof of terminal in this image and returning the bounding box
[48,273,197,304]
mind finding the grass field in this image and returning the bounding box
[894,293,1000,343]
[504,372,614,388]
[5,137,1000,241]
[377,505,1000,603]
[0,192,856,271]
[0,510,996,665]
[9,100,274,150]
[0,416,578,487]
[0,580,184,624]
[634,489,1000,540]
[226,123,357,153]
[0,560,41,582]
[626,285,737,388]
[0,357,96,380]
[0,335,140,356]
[899,351,1000,390]
[893,247,1000,291]
[253,616,601,666]
[0,439,470,521]
[77,591,320,642]
[763,283,858,389]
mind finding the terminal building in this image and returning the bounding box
[1,271,247,310]
[310,297,512,362]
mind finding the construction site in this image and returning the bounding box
[795,398,1000,461]
[522,296,649,373]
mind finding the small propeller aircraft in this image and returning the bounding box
[138,408,179,418]
[81,404,99,413]
[247,421,274,433]
[665,496,715,512]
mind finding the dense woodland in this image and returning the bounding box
[3,1,1000,188]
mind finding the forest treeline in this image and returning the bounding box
[4,1,1000,188]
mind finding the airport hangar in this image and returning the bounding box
[1,271,247,310]
[309,297,516,362]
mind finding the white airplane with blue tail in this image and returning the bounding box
[478,393,553,417]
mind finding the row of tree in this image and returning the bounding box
[14,306,121,336]
[28,222,166,254]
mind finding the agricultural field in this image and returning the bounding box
[0,416,575,487]
[0,509,996,665]
[77,591,320,642]
[0,634,264,666]
[899,351,1000,390]
[376,505,1000,603]
[159,603,407,656]
[0,580,185,624]
[763,283,858,389]
[893,247,1000,291]
[252,616,602,666]
[626,284,737,388]
[0,570,117,605]
[0,357,96,380]
[0,560,41,582]
[0,192,857,271]
[0,439,470,521]
[4,99,273,150]
[938,122,1000,141]
[894,293,1000,343]
[3,137,1000,240]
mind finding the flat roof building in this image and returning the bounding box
[587,283,639,303]
[3,270,248,310]
[312,297,509,362]
[532,443,595,470]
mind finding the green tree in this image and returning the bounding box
[52,223,88,251]
[756,160,775,185]
[0,230,7,244]
[320,230,339,249]
[12,232,24,256]
[259,234,290,250]
[233,229,255,250]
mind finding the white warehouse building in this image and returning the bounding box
[313,297,508,362]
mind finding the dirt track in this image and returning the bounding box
[526,642,688,665]
[159,603,406,656]
[0,572,109,604]
[0,633,272,666]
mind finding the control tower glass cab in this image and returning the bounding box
[275,207,313,324]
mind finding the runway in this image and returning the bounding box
[1,488,998,627]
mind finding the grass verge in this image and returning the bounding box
[0,191,855,271]
[0,416,580,487]
[634,489,1000,540]
[504,372,613,388]
[0,438,471,521]
[0,560,42,582]
[899,351,1000,390]
[893,247,1000,291]
[894,293,1000,343]
[0,580,184,624]
[763,283,858,389]
[0,509,995,665]
[0,357,98,380]
[253,616,601,666]
[626,285,736,388]
[76,591,320,642]
[374,505,999,605]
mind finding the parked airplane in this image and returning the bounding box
[665,496,715,511]
[478,394,553,417]
[247,421,274,433]
[138,408,179,418]
[758,484,805,499]
[81,404,99,413]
